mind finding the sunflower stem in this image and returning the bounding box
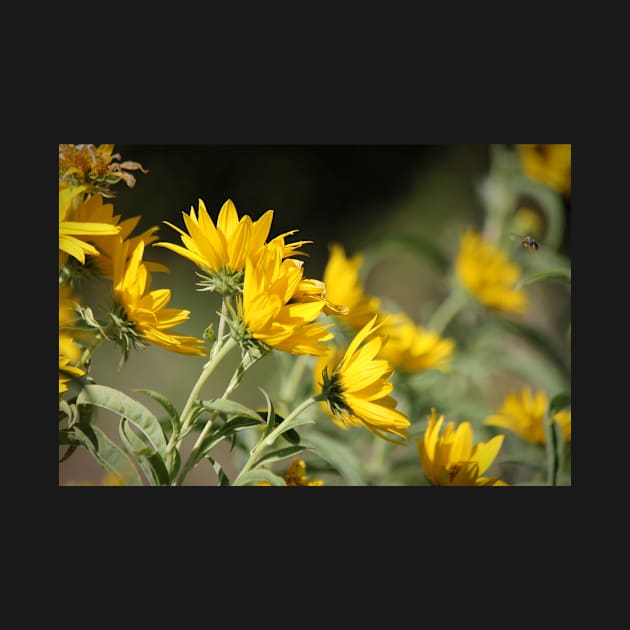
[233,393,325,485]
[177,336,237,443]
[175,348,261,486]
[427,287,468,335]
[365,435,388,481]
[544,417,560,486]
[78,333,104,370]
[280,354,309,406]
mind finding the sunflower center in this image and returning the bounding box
[320,366,353,418]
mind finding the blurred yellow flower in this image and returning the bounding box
[291,277,350,316]
[155,198,310,295]
[315,315,410,442]
[112,240,207,356]
[417,408,508,486]
[59,184,121,265]
[258,458,324,486]
[378,312,455,373]
[62,472,126,486]
[58,355,85,395]
[511,206,545,243]
[59,144,148,196]
[455,228,528,313]
[241,242,333,356]
[517,144,571,196]
[59,286,85,394]
[69,194,166,278]
[484,386,571,444]
[322,243,381,331]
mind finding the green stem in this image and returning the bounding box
[427,288,468,335]
[365,436,387,480]
[175,349,260,486]
[177,336,238,441]
[79,333,104,370]
[545,417,560,486]
[280,354,309,406]
[233,394,324,485]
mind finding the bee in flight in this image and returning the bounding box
[510,233,540,252]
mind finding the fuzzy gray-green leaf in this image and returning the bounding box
[77,384,167,455]
[70,424,143,486]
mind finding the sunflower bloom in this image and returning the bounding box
[258,458,324,486]
[378,312,455,373]
[484,386,571,444]
[59,184,121,265]
[59,286,85,394]
[316,314,410,442]
[455,228,528,313]
[68,193,166,278]
[517,144,571,197]
[418,408,508,486]
[112,240,206,357]
[59,144,148,196]
[59,355,85,394]
[322,243,381,330]
[291,277,350,316]
[154,198,310,295]
[240,242,333,355]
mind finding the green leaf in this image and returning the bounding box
[301,432,365,485]
[70,425,144,486]
[200,398,264,422]
[275,416,301,445]
[515,269,571,290]
[492,319,570,380]
[169,449,181,481]
[135,389,181,437]
[264,415,315,446]
[198,416,264,458]
[119,419,171,486]
[233,469,287,486]
[77,384,167,456]
[257,387,276,440]
[206,456,230,486]
[59,445,78,463]
[251,444,311,469]
[548,392,571,417]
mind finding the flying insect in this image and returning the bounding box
[510,233,540,252]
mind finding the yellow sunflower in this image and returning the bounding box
[484,386,571,444]
[59,144,148,196]
[315,314,410,442]
[154,198,310,295]
[68,193,166,278]
[417,408,508,486]
[112,239,207,357]
[240,242,333,356]
[59,286,85,394]
[517,144,571,197]
[378,312,455,373]
[59,184,121,265]
[258,458,324,486]
[322,243,381,331]
[455,228,528,314]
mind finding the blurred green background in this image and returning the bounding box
[59,144,571,485]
